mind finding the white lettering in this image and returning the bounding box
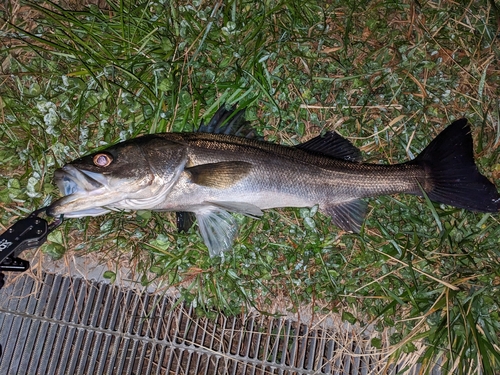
[0,238,13,251]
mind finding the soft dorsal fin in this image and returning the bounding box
[186,161,252,189]
[296,131,362,162]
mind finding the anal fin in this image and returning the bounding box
[323,199,367,233]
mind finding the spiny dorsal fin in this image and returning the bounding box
[186,161,252,188]
[296,131,362,162]
[198,104,260,139]
[323,199,367,233]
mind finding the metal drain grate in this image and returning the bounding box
[0,272,424,375]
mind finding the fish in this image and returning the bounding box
[47,106,500,257]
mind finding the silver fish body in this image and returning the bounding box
[145,132,424,213]
[48,109,500,256]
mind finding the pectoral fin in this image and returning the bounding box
[323,199,367,233]
[195,206,239,257]
[186,161,252,188]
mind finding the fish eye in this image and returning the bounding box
[93,153,113,167]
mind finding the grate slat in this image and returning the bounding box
[0,273,440,375]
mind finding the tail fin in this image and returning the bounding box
[411,119,500,212]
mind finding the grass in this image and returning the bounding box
[1,0,500,373]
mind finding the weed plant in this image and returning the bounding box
[1,0,499,373]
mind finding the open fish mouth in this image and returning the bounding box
[48,165,115,217]
[55,165,107,196]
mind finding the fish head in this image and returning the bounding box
[47,135,187,217]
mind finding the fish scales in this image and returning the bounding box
[47,106,500,256]
[158,132,426,198]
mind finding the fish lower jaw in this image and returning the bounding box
[47,199,112,217]
[54,207,112,218]
[47,190,126,217]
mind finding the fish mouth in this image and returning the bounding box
[56,165,106,196]
[47,165,117,217]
